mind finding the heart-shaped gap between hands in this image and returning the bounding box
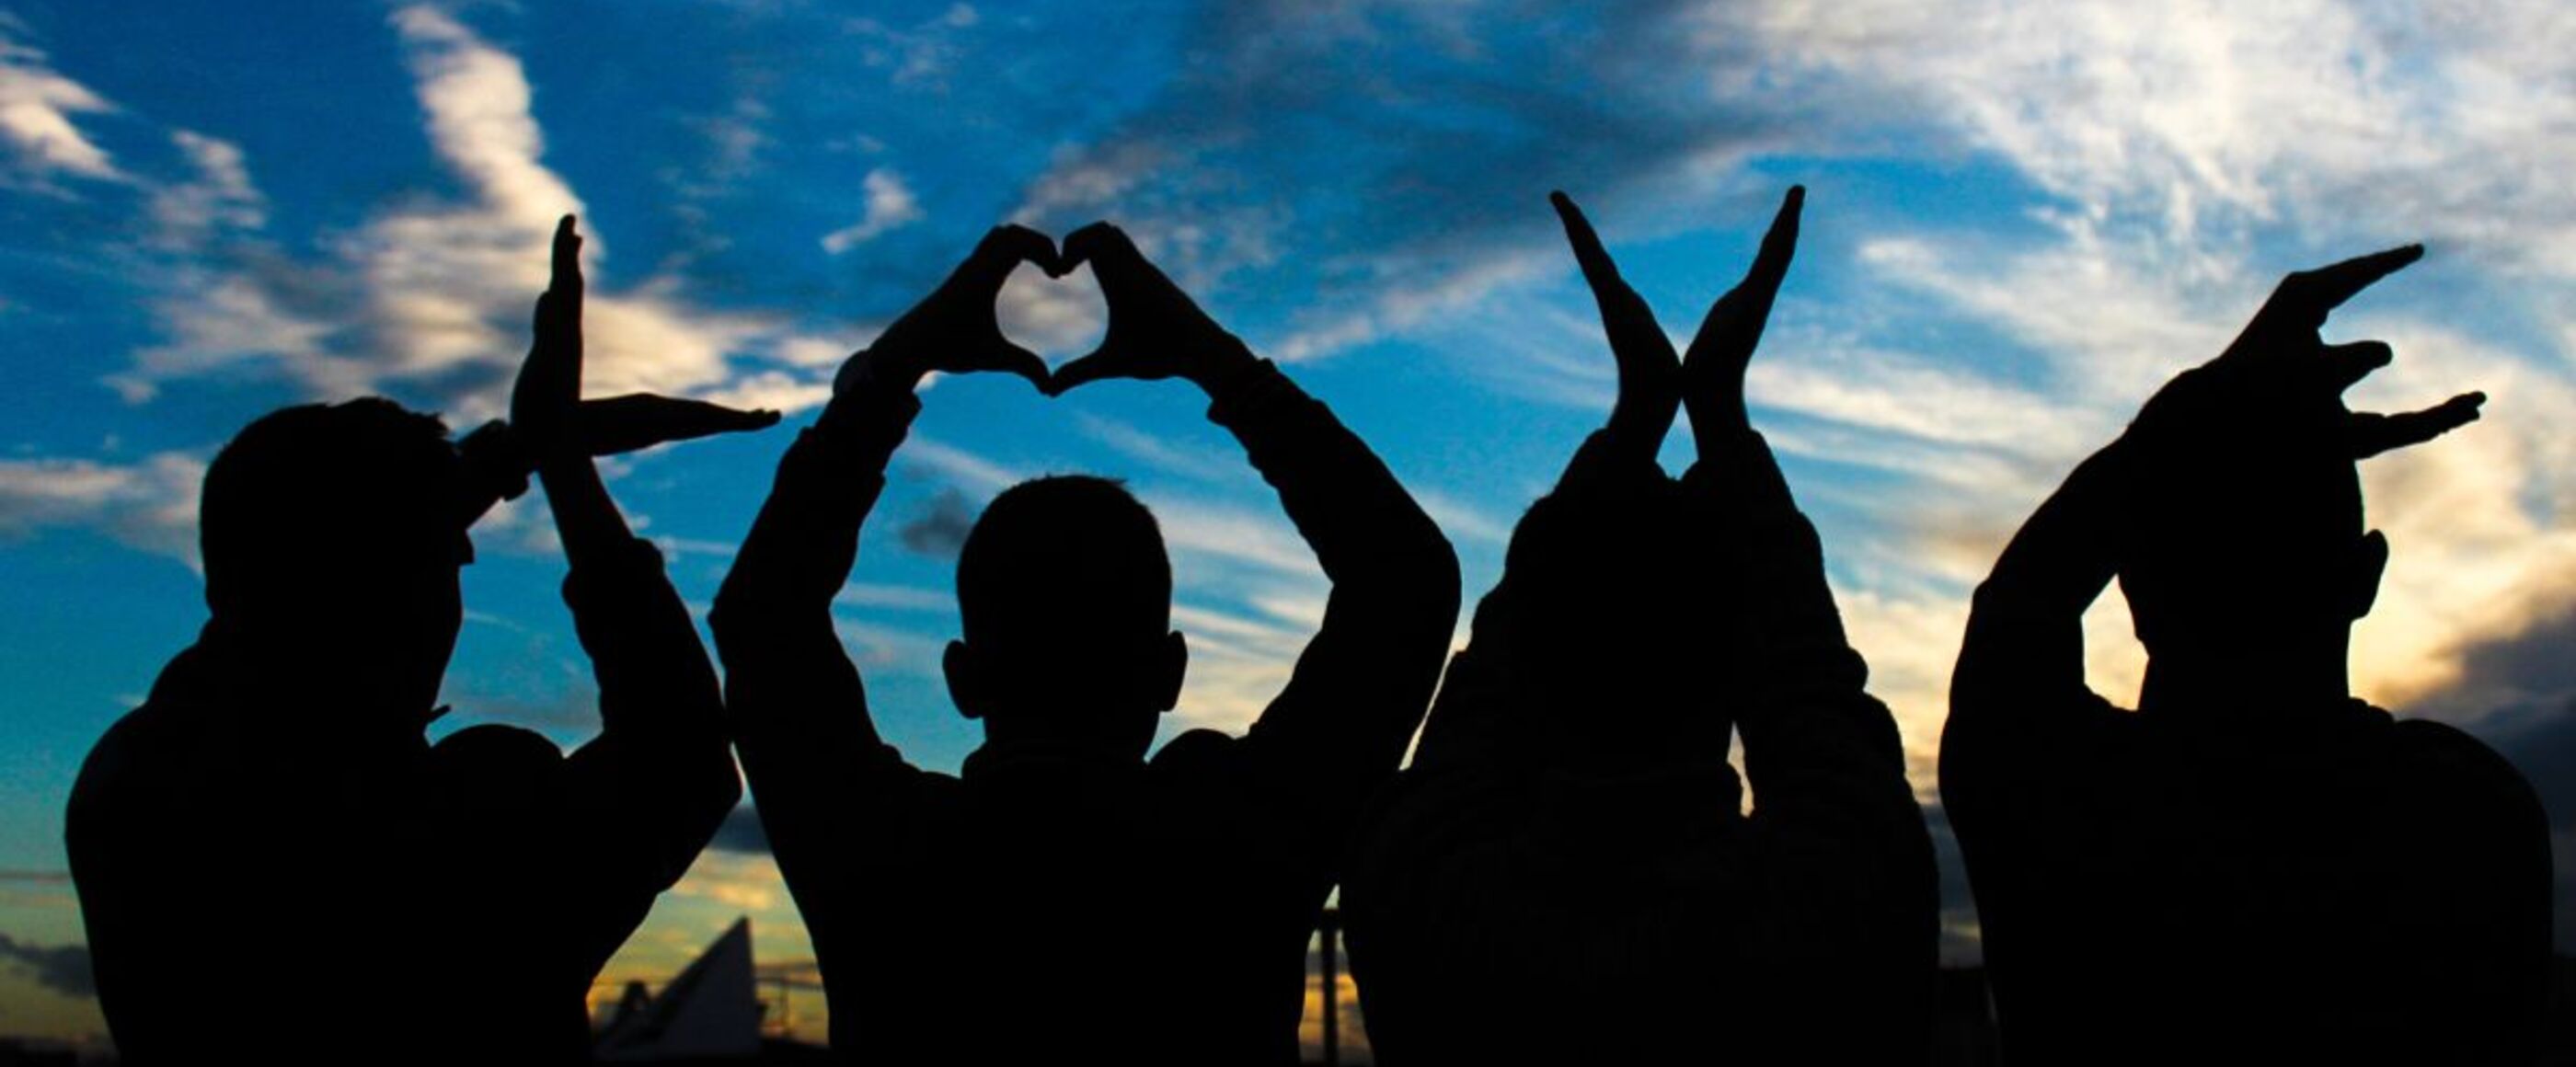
[994,258,1109,374]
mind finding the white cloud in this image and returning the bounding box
[0,453,205,566]
[820,167,926,253]
[147,131,264,249]
[0,25,122,183]
[110,5,840,419]
[995,266,1105,358]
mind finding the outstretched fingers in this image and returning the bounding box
[2346,391,2485,459]
[1742,184,1804,299]
[2255,244,2423,338]
[1550,190,1673,355]
[514,214,585,454]
[578,395,783,456]
[1550,190,1629,300]
[2318,340,2394,392]
[1687,185,1804,366]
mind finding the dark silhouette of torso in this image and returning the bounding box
[716,342,1457,1065]
[70,641,644,1064]
[1345,434,1937,1066]
[1942,247,2550,1065]
[1943,680,2551,1064]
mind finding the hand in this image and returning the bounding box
[505,216,777,465]
[1550,186,1805,456]
[2132,244,2483,459]
[511,215,585,461]
[1680,186,1801,441]
[842,224,1061,394]
[1550,190,1681,456]
[575,395,780,456]
[1043,221,1257,396]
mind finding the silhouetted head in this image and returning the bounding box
[943,476,1186,759]
[201,397,469,712]
[2120,371,2385,697]
[1455,475,1732,773]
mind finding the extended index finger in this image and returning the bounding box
[2258,244,2422,335]
[1550,190,1627,296]
[551,214,583,295]
[1742,185,1804,296]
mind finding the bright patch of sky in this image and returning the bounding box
[2,0,2573,1049]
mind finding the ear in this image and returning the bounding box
[2341,530,2389,621]
[943,639,987,721]
[1150,630,1188,715]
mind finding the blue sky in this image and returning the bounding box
[3,0,2574,1051]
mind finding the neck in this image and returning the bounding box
[2137,630,2352,721]
[194,617,440,740]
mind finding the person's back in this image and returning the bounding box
[1345,189,1935,1065]
[830,735,1338,1062]
[1941,246,2549,1064]
[70,224,755,1065]
[713,224,1457,1064]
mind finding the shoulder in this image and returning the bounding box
[66,706,160,838]
[2385,716,2544,823]
[1147,727,1238,771]
[431,723,566,779]
[68,700,213,821]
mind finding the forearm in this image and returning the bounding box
[536,445,644,558]
[554,521,739,882]
[711,376,922,651]
[1204,354,1457,614]
[709,369,923,803]
[1207,353,1460,780]
[1683,430,1915,827]
[1683,427,1844,660]
[1951,445,2125,717]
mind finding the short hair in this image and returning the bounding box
[955,476,1171,665]
[201,397,460,621]
[1456,472,1732,766]
[2120,392,2367,650]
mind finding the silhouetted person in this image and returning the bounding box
[66,218,772,1065]
[1941,246,2549,1064]
[710,223,1459,1065]
[1343,189,1936,1064]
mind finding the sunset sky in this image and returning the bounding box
[3,0,2574,1051]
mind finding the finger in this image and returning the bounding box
[1549,190,1628,297]
[968,224,1062,284]
[1043,346,1122,396]
[578,395,785,455]
[551,214,583,296]
[1742,184,1805,296]
[1549,191,1670,349]
[1059,221,1142,278]
[2346,391,2484,459]
[981,341,1052,390]
[1687,185,1804,363]
[2257,244,2422,335]
[541,216,584,350]
[2318,340,2394,393]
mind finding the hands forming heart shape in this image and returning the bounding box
[844,222,1259,399]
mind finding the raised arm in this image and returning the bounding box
[1949,244,2487,770]
[510,217,772,898]
[1049,223,1461,818]
[708,226,1055,953]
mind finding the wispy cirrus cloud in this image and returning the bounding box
[0,453,205,566]
[0,17,121,186]
[109,5,843,418]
